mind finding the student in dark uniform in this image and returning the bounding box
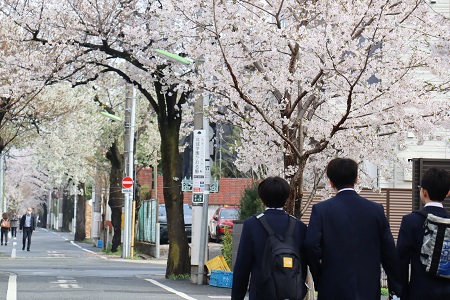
[232,176,307,300]
[305,158,401,300]
[397,167,450,300]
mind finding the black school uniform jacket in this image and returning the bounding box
[304,190,401,300]
[231,209,307,300]
[397,205,450,300]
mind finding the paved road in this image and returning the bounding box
[0,229,390,300]
[0,229,232,300]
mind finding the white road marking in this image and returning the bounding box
[70,241,82,249]
[47,251,65,257]
[70,241,108,260]
[11,242,17,258]
[50,277,81,289]
[145,278,197,300]
[6,273,17,300]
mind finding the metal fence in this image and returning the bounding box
[137,199,157,243]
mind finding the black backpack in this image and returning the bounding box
[257,213,306,300]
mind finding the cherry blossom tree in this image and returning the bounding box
[174,0,450,216]
[0,16,75,154]
[92,76,160,252]
[31,80,159,244]
[31,84,103,240]
[0,1,190,276]
[0,82,100,236]
[4,148,47,214]
[3,0,449,280]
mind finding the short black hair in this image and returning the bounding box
[326,158,358,190]
[421,168,450,202]
[258,176,290,208]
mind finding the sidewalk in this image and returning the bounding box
[61,230,224,264]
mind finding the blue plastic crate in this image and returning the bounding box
[209,270,233,288]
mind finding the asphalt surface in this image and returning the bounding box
[0,229,389,300]
[0,228,233,300]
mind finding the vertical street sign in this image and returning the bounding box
[193,130,206,203]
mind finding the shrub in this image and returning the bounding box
[140,184,152,200]
[221,227,233,269]
[238,181,263,220]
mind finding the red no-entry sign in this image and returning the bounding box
[122,176,133,189]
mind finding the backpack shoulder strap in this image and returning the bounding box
[257,213,297,237]
[414,209,428,218]
[257,213,275,236]
[285,216,297,238]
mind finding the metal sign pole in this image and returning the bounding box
[122,86,136,258]
[197,95,211,285]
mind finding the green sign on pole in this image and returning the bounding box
[192,193,204,204]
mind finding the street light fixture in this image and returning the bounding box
[101,111,122,122]
[155,49,193,65]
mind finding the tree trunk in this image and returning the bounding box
[283,121,307,218]
[39,202,47,228]
[75,182,86,242]
[154,83,190,278]
[106,140,124,252]
[62,189,72,232]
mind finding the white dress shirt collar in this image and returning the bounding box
[424,202,444,208]
[337,188,356,194]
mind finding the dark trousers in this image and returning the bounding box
[1,228,8,244]
[11,227,17,237]
[22,227,32,250]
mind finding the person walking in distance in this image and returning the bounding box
[20,208,35,251]
[1,213,10,246]
[10,213,19,238]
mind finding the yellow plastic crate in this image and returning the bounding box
[206,255,231,272]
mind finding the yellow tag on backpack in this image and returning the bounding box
[283,257,293,268]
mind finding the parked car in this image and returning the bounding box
[158,203,192,244]
[208,206,240,242]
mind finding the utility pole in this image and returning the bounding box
[73,190,77,234]
[122,86,136,258]
[191,94,211,284]
[0,153,4,214]
[58,187,63,231]
[47,190,51,229]
[91,176,102,243]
